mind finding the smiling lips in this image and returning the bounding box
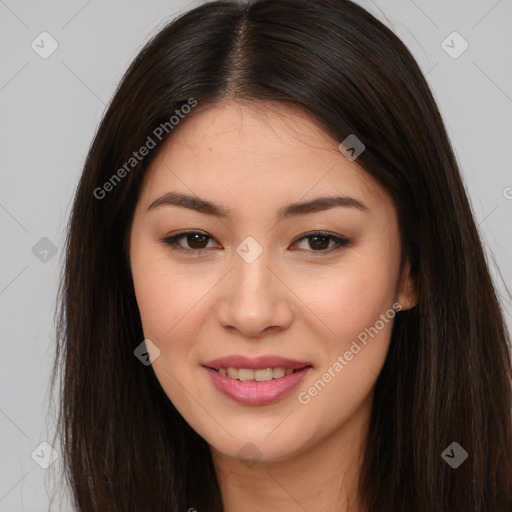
[202,355,312,379]
[202,355,313,405]
[219,366,294,381]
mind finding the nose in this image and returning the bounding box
[214,247,294,338]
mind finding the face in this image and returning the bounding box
[129,100,415,465]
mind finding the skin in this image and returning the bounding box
[128,100,416,512]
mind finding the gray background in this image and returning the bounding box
[1,0,511,510]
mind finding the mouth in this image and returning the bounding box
[201,356,313,405]
[205,365,312,381]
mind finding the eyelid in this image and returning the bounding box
[160,230,350,254]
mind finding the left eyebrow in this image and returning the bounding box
[277,195,369,220]
[146,191,370,218]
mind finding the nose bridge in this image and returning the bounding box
[235,245,273,297]
[215,237,293,335]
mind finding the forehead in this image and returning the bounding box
[139,100,391,212]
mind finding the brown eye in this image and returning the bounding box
[161,230,349,255]
[161,231,217,252]
[186,233,209,249]
[293,231,350,253]
[307,234,331,250]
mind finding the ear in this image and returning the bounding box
[396,260,417,310]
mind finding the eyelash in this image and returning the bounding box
[160,230,350,256]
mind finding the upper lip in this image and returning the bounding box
[202,355,313,370]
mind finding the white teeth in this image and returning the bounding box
[238,368,254,381]
[217,366,300,381]
[255,368,274,381]
[227,367,239,379]
[273,367,285,379]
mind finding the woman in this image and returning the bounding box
[52,0,512,510]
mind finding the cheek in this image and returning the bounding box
[130,244,213,346]
[291,270,397,438]
[294,252,399,347]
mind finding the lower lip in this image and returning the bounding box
[203,366,312,405]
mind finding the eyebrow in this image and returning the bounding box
[146,191,369,219]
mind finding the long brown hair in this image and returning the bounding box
[51,0,512,510]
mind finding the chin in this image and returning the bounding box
[196,412,318,465]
